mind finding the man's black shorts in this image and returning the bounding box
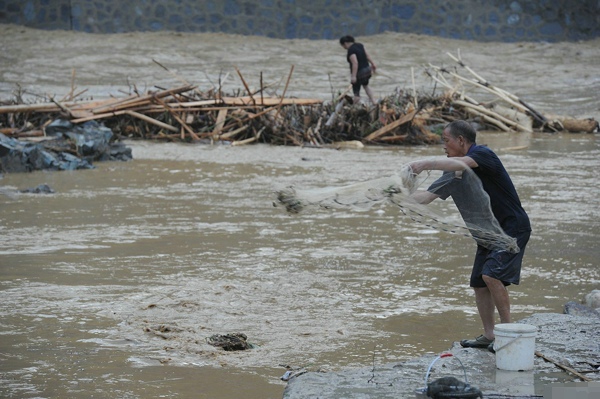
[470,230,531,287]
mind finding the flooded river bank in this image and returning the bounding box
[1,24,599,398]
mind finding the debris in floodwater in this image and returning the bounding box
[143,324,184,340]
[19,183,55,194]
[281,368,308,381]
[206,333,254,351]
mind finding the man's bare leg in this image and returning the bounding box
[364,85,377,105]
[483,275,511,324]
[475,276,512,341]
[474,286,496,340]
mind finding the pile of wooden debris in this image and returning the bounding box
[0,54,596,148]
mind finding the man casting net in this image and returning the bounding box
[275,160,519,254]
[275,120,532,351]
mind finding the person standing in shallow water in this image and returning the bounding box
[339,35,377,105]
[409,120,532,352]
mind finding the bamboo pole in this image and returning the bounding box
[447,51,547,125]
[274,65,295,120]
[0,101,93,114]
[71,110,127,124]
[260,71,264,106]
[379,134,408,142]
[124,110,179,132]
[411,67,418,108]
[50,99,74,118]
[91,85,194,114]
[217,125,248,140]
[284,133,303,146]
[70,97,122,111]
[59,68,77,102]
[89,93,146,113]
[433,64,516,105]
[335,85,353,102]
[436,53,546,126]
[453,100,530,132]
[426,66,528,132]
[171,97,321,108]
[69,88,89,102]
[231,126,264,146]
[152,58,205,98]
[425,66,480,107]
[198,104,278,139]
[305,127,320,147]
[461,107,512,132]
[430,63,527,113]
[235,67,256,105]
[69,68,76,100]
[313,116,324,144]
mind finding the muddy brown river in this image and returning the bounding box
[0,24,599,398]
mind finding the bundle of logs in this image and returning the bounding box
[0,55,597,148]
[423,51,599,135]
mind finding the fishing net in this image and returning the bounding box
[275,159,519,253]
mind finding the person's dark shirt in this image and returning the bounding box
[428,144,531,236]
[346,43,369,71]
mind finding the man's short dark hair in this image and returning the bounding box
[339,35,355,45]
[446,120,477,143]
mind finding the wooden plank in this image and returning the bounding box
[0,96,322,115]
[535,351,592,381]
[88,93,143,113]
[216,125,248,140]
[363,110,417,142]
[213,97,322,106]
[91,85,194,114]
[70,110,127,123]
[0,102,69,114]
[211,109,228,137]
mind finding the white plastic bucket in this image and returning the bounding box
[493,323,537,371]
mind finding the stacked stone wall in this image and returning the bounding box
[0,0,598,42]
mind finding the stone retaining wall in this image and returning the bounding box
[0,0,598,42]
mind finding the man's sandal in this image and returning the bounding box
[460,334,494,348]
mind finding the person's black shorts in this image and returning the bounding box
[352,75,371,97]
[470,230,531,287]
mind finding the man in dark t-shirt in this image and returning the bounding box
[409,120,531,353]
[339,35,377,105]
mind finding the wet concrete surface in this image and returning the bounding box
[283,313,600,398]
